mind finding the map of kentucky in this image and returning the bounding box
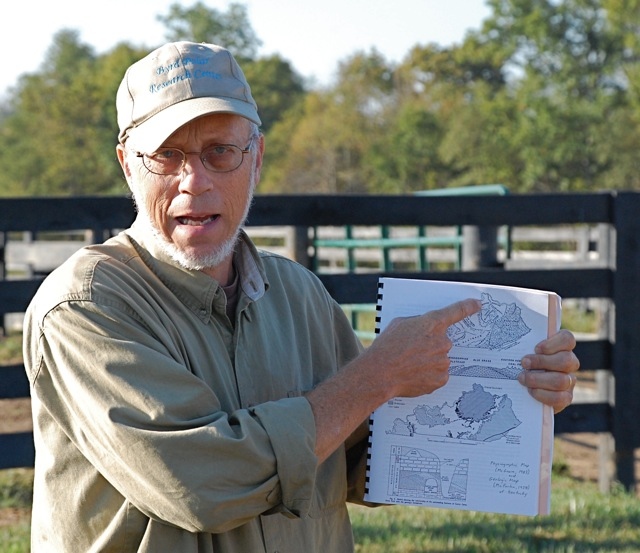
[447,292,531,351]
[386,383,522,442]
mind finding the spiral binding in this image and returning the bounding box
[365,279,385,497]
[374,280,384,334]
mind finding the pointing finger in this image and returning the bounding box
[428,298,482,329]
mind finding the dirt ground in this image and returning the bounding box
[0,398,32,434]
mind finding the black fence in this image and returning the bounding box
[0,193,637,491]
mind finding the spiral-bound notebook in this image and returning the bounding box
[363,277,559,516]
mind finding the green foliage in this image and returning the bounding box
[261,50,396,194]
[0,525,30,553]
[158,2,261,61]
[0,470,33,510]
[260,91,344,193]
[0,334,24,365]
[364,103,449,192]
[241,55,306,133]
[0,470,32,553]
[0,32,142,197]
[3,1,640,196]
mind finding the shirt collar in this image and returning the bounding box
[125,221,268,321]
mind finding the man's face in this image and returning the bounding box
[118,113,264,277]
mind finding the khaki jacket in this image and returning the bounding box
[24,224,366,552]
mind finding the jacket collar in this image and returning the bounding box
[125,221,268,321]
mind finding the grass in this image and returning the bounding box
[349,474,640,552]
[2,466,640,552]
[0,469,32,552]
[0,470,33,510]
[0,333,24,365]
[0,525,30,553]
[560,303,600,335]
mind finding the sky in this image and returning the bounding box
[2,1,491,96]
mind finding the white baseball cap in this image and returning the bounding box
[116,41,261,153]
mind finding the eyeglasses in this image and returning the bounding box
[135,138,255,175]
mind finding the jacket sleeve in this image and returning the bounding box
[25,298,319,534]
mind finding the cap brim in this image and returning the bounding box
[126,96,261,153]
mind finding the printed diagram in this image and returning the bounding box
[388,445,469,501]
[368,278,554,515]
[387,383,522,442]
[384,383,523,504]
[446,292,532,380]
[448,291,531,350]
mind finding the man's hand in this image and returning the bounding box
[518,329,580,413]
[307,298,482,463]
[364,298,483,399]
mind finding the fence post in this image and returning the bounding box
[381,226,391,271]
[289,226,312,269]
[597,369,616,493]
[0,231,5,281]
[0,231,5,335]
[612,192,640,492]
[461,226,500,270]
[415,185,508,271]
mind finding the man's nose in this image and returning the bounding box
[178,153,214,195]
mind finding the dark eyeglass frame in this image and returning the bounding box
[134,137,255,175]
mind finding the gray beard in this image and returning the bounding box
[131,175,255,273]
[140,211,245,271]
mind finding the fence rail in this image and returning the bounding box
[0,192,637,493]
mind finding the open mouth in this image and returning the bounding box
[176,215,218,226]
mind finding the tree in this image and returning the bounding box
[471,0,639,191]
[158,2,261,62]
[261,50,396,194]
[364,102,449,193]
[4,1,640,196]
[391,40,512,191]
[242,55,306,133]
[0,32,145,196]
[0,4,305,196]
[158,2,305,133]
[0,31,101,195]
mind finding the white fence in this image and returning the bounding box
[5,224,609,277]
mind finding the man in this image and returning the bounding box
[23,41,579,552]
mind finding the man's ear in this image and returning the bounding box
[116,144,134,189]
[253,133,265,185]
